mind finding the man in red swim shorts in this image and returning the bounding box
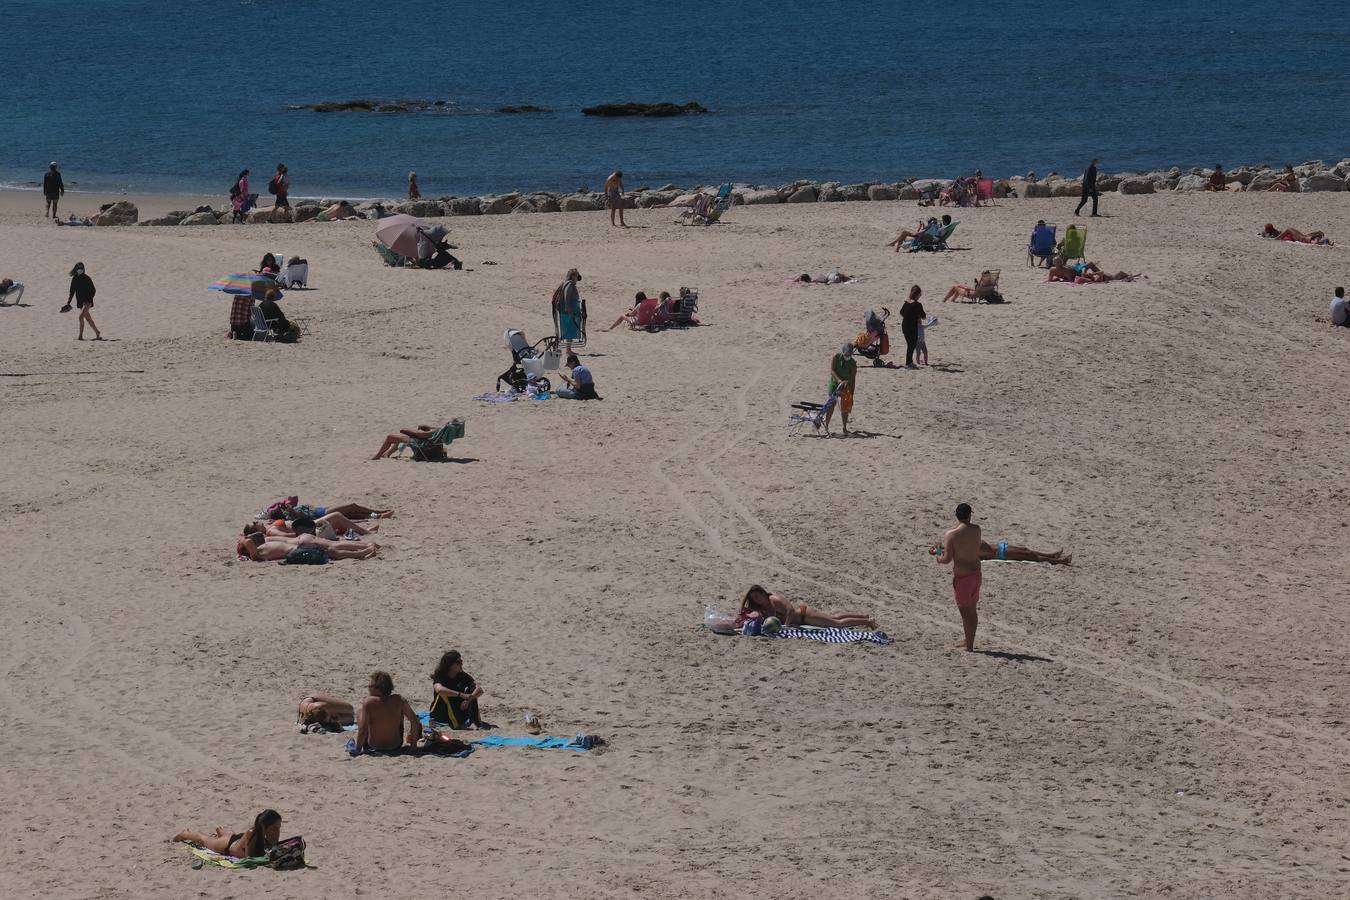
[933,502,984,651]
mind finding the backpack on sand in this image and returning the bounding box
[268,835,306,869]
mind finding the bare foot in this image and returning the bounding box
[949,642,973,652]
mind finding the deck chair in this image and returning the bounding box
[1059,225,1087,261]
[974,270,1003,303]
[1028,224,1057,266]
[395,419,466,461]
[903,220,958,252]
[669,287,699,326]
[789,384,845,435]
[277,256,309,288]
[372,241,410,267]
[250,305,274,342]
[0,282,24,306]
[975,178,996,205]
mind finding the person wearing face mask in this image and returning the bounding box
[61,262,102,340]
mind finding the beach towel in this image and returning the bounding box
[770,627,893,645]
[344,737,474,758]
[473,390,552,403]
[187,847,271,869]
[473,734,597,752]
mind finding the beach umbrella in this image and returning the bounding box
[208,273,280,299]
[374,214,430,258]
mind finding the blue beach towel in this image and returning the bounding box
[474,734,595,752]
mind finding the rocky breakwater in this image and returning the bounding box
[581,102,708,117]
[124,159,1350,228]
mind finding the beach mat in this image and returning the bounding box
[473,734,597,752]
[771,626,893,645]
[187,846,270,869]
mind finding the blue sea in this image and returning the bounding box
[4,0,1348,199]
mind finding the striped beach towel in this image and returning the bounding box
[770,627,892,645]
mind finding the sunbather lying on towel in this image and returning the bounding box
[1047,257,1139,283]
[1266,167,1299,193]
[791,270,855,284]
[236,528,378,561]
[298,693,355,728]
[174,809,281,859]
[317,201,360,221]
[933,541,1072,565]
[354,670,422,753]
[244,510,378,540]
[264,497,394,520]
[736,584,877,629]
[1261,223,1333,245]
[370,424,440,460]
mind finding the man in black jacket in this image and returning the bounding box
[43,162,65,219]
[1074,158,1100,217]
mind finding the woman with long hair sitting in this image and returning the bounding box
[173,809,282,859]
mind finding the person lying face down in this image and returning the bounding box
[235,525,378,561]
[736,584,877,629]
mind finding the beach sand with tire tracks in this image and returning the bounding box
[1,189,1348,898]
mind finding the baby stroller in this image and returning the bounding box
[496,329,560,393]
[853,307,891,366]
[789,384,846,435]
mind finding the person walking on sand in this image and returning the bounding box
[1075,158,1100,217]
[408,171,420,200]
[933,502,983,651]
[823,343,856,435]
[61,262,102,341]
[268,164,290,215]
[899,285,926,369]
[605,170,626,227]
[43,162,65,219]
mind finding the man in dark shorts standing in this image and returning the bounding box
[933,502,984,651]
[43,162,65,219]
[1074,158,1100,217]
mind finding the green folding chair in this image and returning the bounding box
[397,419,466,461]
[1059,225,1087,261]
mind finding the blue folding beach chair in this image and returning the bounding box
[1028,223,1057,267]
[903,220,958,252]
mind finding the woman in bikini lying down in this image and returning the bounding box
[737,584,877,629]
[1261,223,1333,245]
[298,693,355,728]
[174,809,281,859]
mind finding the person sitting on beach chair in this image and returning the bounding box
[174,809,281,859]
[370,420,464,460]
[943,270,1001,303]
[885,217,938,252]
[259,289,300,342]
[0,278,24,306]
[902,216,956,252]
[354,671,422,753]
[429,650,484,730]
[1028,221,1057,267]
[736,584,877,630]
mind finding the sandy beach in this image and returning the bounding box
[2,187,1349,899]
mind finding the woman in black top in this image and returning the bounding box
[429,650,483,729]
[899,285,925,368]
[62,262,102,340]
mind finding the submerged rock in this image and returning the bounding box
[581,102,708,117]
[497,105,554,113]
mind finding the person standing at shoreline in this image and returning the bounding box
[43,162,65,219]
[61,262,102,341]
[1075,158,1100,217]
[268,164,290,215]
[899,285,926,369]
[933,502,983,652]
[408,171,420,200]
[230,169,250,223]
[605,170,626,227]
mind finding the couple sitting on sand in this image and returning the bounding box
[299,652,486,753]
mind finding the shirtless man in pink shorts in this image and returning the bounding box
[933,502,983,651]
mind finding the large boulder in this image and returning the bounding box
[94,201,138,226]
[1173,174,1209,192]
[637,191,678,208]
[785,185,818,203]
[1117,177,1155,195]
[180,211,219,226]
[867,184,897,202]
[816,182,845,202]
[395,200,446,217]
[1023,182,1053,198]
[839,183,871,201]
[445,197,482,216]
[479,194,520,214]
[138,210,188,226]
[511,198,539,213]
[739,188,781,205]
[292,204,322,222]
[1246,172,1277,192]
[897,184,921,201]
[1050,179,1082,197]
[1300,173,1345,192]
[526,193,561,213]
[1096,176,1121,192]
[560,193,603,212]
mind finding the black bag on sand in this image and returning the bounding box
[268,835,306,869]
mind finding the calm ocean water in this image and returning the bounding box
[4,0,1349,198]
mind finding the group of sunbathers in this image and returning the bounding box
[235,498,392,562]
[1047,256,1141,284]
[603,290,697,331]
